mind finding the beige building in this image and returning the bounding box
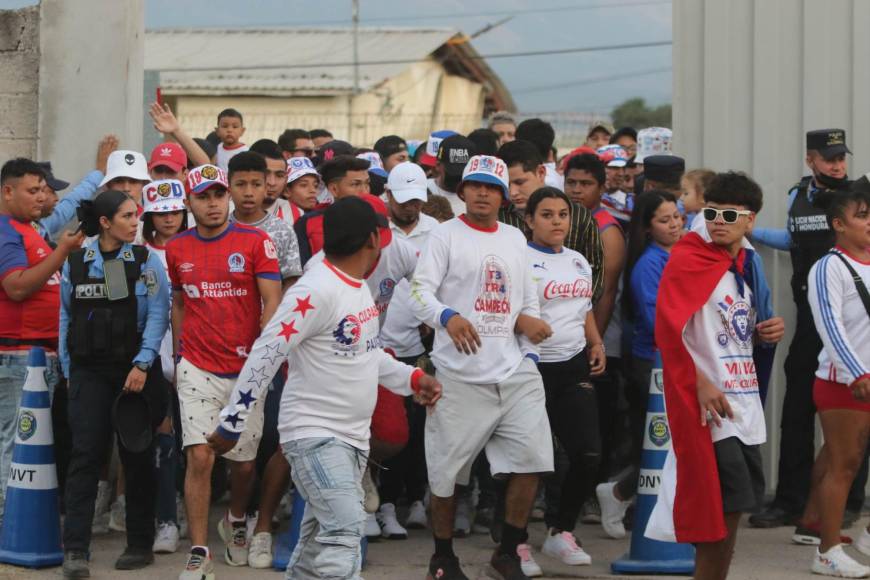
[145,27,515,147]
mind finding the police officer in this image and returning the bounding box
[750,129,868,529]
[58,190,170,578]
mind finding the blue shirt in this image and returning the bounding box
[751,179,819,251]
[630,243,670,361]
[37,170,103,241]
[59,240,170,377]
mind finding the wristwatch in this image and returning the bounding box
[134,361,150,373]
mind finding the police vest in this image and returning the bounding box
[66,246,147,365]
[787,176,834,281]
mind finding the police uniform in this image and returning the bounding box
[58,240,170,554]
[752,129,868,525]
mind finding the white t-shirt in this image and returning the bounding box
[809,249,870,385]
[682,271,765,445]
[410,215,540,384]
[216,143,249,172]
[544,162,564,191]
[380,214,439,358]
[527,243,594,362]
[306,235,418,328]
[427,178,465,217]
[218,260,418,450]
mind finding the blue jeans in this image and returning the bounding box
[0,352,59,524]
[282,437,366,580]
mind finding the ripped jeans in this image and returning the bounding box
[282,437,366,580]
[538,349,601,532]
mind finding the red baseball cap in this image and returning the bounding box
[361,194,392,249]
[148,143,187,173]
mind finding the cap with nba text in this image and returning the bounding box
[100,150,151,187]
[634,127,673,164]
[141,179,186,218]
[186,164,228,194]
[286,156,320,185]
[806,129,851,159]
[386,161,428,204]
[419,130,458,167]
[148,142,188,173]
[596,145,629,168]
[438,135,476,178]
[461,155,509,199]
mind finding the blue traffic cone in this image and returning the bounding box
[273,489,367,571]
[0,348,63,567]
[611,352,695,575]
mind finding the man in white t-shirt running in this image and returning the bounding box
[411,155,555,580]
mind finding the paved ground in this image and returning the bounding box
[0,506,865,579]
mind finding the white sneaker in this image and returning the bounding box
[812,544,870,578]
[454,495,472,538]
[108,495,126,532]
[362,466,379,514]
[377,503,408,539]
[176,495,188,539]
[542,529,592,566]
[153,521,180,554]
[247,532,273,569]
[597,482,631,539]
[855,529,870,557]
[365,512,381,539]
[406,500,427,529]
[517,543,543,577]
[217,513,250,566]
[246,511,258,542]
[179,547,215,580]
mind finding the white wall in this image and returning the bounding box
[673,0,870,490]
[38,0,144,185]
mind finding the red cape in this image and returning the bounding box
[654,232,745,543]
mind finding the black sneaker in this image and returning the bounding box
[63,550,90,579]
[486,551,530,580]
[115,546,154,570]
[747,505,799,528]
[426,554,469,580]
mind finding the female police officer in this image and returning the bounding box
[58,190,169,578]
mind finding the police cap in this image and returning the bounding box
[643,155,685,183]
[807,129,851,159]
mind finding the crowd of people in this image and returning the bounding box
[1,101,869,580]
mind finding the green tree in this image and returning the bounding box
[610,98,671,129]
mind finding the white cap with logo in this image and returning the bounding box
[141,179,186,218]
[386,162,428,204]
[634,127,673,164]
[100,150,151,187]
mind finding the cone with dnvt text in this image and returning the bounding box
[611,352,695,575]
[0,348,63,567]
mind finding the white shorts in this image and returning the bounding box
[425,357,554,498]
[176,358,264,462]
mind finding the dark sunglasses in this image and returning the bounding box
[293,148,315,157]
[702,207,752,224]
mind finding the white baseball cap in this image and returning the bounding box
[100,150,151,187]
[286,156,320,185]
[386,162,428,204]
[141,179,186,218]
[634,127,673,164]
[461,155,509,199]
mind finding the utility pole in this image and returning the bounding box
[348,0,360,140]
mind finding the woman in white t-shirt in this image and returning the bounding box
[140,179,190,553]
[523,187,606,568]
[804,186,870,577]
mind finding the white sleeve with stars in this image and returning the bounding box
[217,280,324,439]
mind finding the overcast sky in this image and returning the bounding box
[2,0,672,114]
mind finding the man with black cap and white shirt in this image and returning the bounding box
[208,196,441,580]
[374,135,410,173]
[428,135,475,217]
[750,129,869,531]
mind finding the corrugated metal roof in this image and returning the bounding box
[145,27,457,96]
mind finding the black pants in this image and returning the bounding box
[594,356,624,481]
[616,356,654,499]
[379,356,428,505]
[774,287,869,514]
[539,351,601,532]
[63,362,163,552]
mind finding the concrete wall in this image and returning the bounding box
[672,0,870,491]
[38,0,145,184]
[0,6,40,161]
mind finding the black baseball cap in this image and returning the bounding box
[643,155,685,182]
[373,135,407,160]
[112,391,153,453]
[36,162,69,192]
[323,195,391,256]
[807,129,851,159]
[315,140,355,167]
[437,135,476,177]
